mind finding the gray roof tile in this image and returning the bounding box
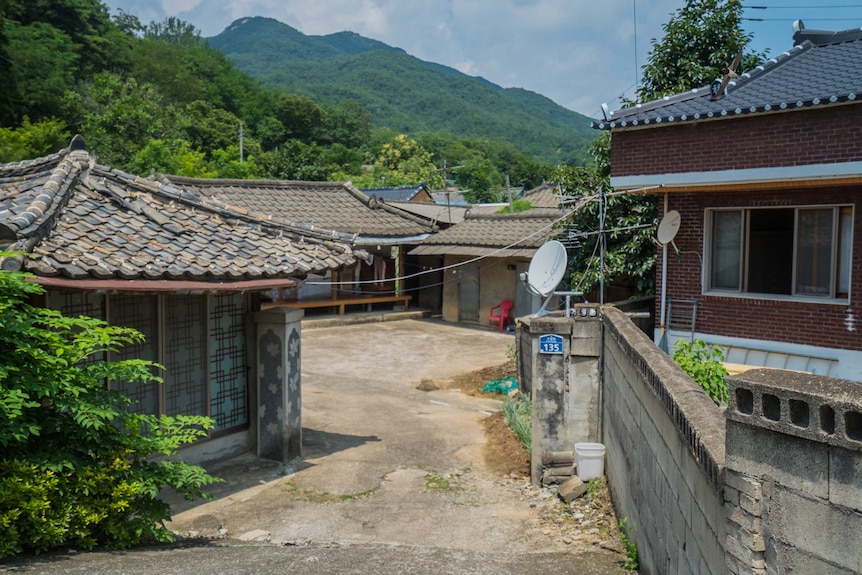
[0,145,363,283]
[595,26,862,130]
[159,175,435,239]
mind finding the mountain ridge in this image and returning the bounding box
[207,16,595,164]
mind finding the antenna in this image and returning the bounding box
[657,210,681,255]
[522,240,567,317]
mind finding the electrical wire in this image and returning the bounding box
[303,209,575,286]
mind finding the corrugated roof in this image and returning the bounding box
[594,25,862,130]
[160,175,435,239]
[0,142,361,284]
[360,183,428,202]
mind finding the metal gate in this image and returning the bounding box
[458,261,480,323]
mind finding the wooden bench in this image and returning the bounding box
[263,294,411,315]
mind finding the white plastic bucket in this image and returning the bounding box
[575,442,606,481]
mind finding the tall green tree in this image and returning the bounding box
[555,0,764,298]
[63,72,181,166]
[638,0,765,101]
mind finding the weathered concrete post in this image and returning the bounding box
[724,369,862,575]
[254,308,304,462]
[519,307,601,484]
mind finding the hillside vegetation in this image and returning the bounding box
[208,17,596,166]
[1,2,594,197]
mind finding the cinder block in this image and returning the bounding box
[725,471,763,500]
[726,420,828,499]
[829,447,862,512]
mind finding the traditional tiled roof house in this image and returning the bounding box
[594,23,862,380]
[157,175,436,314]
[0,138,364,463]
[410,183,567,324]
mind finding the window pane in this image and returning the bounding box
[796,209,834,296]
[164,295,208,417]
[748,209,793,294]
[711,211,742,290]
[837,208,852,296]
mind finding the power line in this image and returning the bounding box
[744,4,862,8]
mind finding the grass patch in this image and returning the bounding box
[282,482,376,502]
[502,396,532,454]
[424,472,458,491]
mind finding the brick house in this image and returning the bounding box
[594,23,862,380]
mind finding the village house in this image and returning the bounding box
[594,22,862,381]
[156,175,436,315]
[409,183,568,325]
[0,137,365,463]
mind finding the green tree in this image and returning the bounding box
[552,133,658,296]
[457,159,497,203]
[128,139,215,178]
[0,116,69,162]
[144,16,200,47]
[63,72,180,167]
[0,257,218,557]
[638,0,765,101]
[4,21,79,121]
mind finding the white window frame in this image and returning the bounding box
[703,204,853,303]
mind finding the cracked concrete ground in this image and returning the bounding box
[2,319,629,574]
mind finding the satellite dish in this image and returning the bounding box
[600,102,611,121]
[657,210,681,245]
[524,240,567,317]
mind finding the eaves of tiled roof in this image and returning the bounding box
[0,143,362,285]
[415,210,562,253]
[593,26,862,131]
[159,175,436,239]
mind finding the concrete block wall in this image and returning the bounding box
[724,370,862,574]
[602,307,727,575]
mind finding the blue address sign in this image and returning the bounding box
[539,334,564,355]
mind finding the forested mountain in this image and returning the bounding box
[0,1,592,199]
[208,17,595,166]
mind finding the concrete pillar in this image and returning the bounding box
[521,308,601,484]
[254,308,304,462]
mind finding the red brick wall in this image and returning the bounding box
[611,104,862,177]
[654,187,862,351]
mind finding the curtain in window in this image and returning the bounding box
[796,208,833,296]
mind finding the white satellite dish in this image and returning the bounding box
[524,240,567,317]
[657,210,681,255]
[657,210,681,245]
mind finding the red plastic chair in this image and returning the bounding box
[489,300,514,332]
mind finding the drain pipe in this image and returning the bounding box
[658,192,669,351]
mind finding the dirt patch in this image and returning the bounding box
[482,411,531,477]
[444,362,630,567]
[446,361,517,396]
[437,360,530,478]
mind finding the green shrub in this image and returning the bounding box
[502,396,531,454]
[672,338,729,406]
[0,254,218,557]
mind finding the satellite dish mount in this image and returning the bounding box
[522,240,568,317]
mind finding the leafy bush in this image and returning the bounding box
[502,396,531,454]
[672,338,729,406]
[0,256,219,557]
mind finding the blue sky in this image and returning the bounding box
[102,1,862,117]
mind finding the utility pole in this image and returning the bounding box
[505,174,514,213]
[239,123,244,163]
